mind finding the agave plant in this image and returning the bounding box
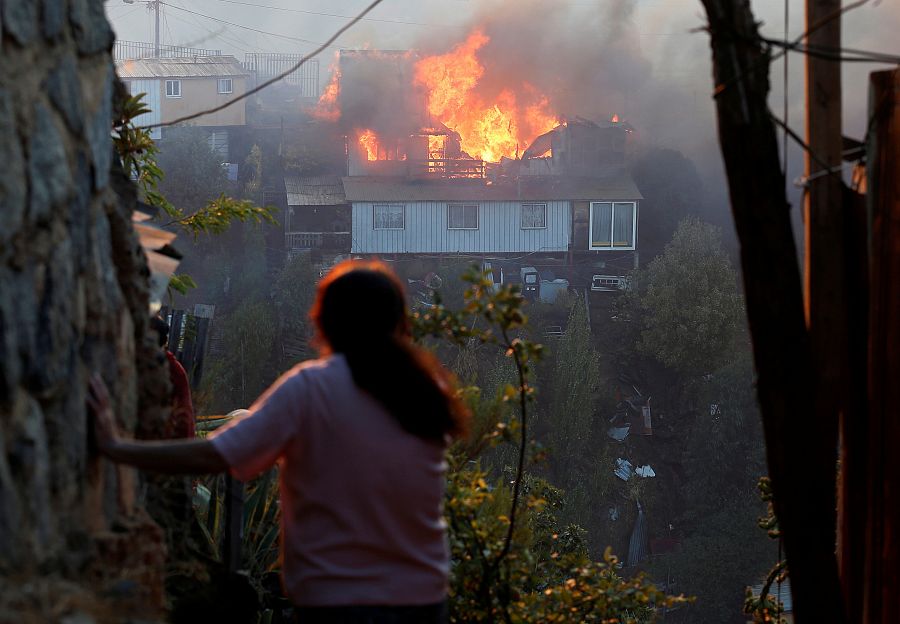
[193,414,282,580]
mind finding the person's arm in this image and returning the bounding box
[87,374,228,474]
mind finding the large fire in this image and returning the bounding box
[357,129,405,161]
[413,31,560,162]
[314,29,563,165]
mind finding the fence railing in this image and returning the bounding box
[410,158,486,179]
[113,40,222,61]
[243,54,320,97]
[285,231,351,252]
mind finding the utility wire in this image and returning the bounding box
[165,10,256,53]
[763,38,900,64]
[210,0,451,28]
[711,0,876,97]
[159,1,332,48]
[769,111,833,175]
[803,0,873,43]
[142,0,385,129]
[162,0,256,53]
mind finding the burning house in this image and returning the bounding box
[286,31,643,285]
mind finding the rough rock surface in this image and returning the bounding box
[1,3,171,622]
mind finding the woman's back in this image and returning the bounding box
[209,354,449,607]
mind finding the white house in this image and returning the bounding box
[343,176,642,257]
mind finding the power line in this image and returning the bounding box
[209,0,452,28]
[167,0,265,53]
[712,0,877,97]
[164,9,256,54]
[143,0,385,129]
[764,38,900,64]
[159,1,333,48]
[107,4,145,20]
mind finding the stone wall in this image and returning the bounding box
[1,1,170,620]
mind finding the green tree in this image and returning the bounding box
[638,218,744,378]
[112,95,275,298]
[156,126,229,212]
[201,301,277,412]
[273,254,320,366]
[542,295,601,484]
[415,268,689,622]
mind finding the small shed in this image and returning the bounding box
[283,176,351,254]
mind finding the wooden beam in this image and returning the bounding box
[804,1,851,620]
[864,67,900,624]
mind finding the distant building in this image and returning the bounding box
[342,175,640,259]
[280,48,644,288]
[116,55,249,153]
[283,176,351,258]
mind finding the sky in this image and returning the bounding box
[105,0,899,208]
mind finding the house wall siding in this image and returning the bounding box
[125,79,162,139]
[351,200,571,254]
[158,76,247,127]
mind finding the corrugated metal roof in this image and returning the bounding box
[115,56,250,78]
[342,175,642,202]
[285,176,347,207]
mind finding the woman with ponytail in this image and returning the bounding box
[88,260,469,623]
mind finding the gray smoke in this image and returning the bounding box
[413,0,653,123]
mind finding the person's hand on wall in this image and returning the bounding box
[86,372,228,474]
[87,373,120,456]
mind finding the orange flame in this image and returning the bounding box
[358,129,379,161]
[356,129,406,161]
[428,135,445,159]
[313,66,341,121]
[414,30,559,162]
[611,113,620,123]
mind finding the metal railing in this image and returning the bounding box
[285,231,351,252]
[243,54,320,97]
[410,158,485,179]
[113,39,222,61]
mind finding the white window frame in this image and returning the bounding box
[448,203,479,230]
[520,203,547,229]
[217,78,233,94]
[589,201,637,250]
[165,79,181,98]
[373,203,405,230]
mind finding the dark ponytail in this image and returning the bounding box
[311,260,469,442]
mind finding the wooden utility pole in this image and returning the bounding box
[696,1,846,622]
[864,67,900,624]
[804,1,852,619]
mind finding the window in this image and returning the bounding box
[589,202,636,250]
[521,203,547,229]
[448,203,478,229]
[218,78,233,94]
[165,79,181,98]
[373,204,404,230]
